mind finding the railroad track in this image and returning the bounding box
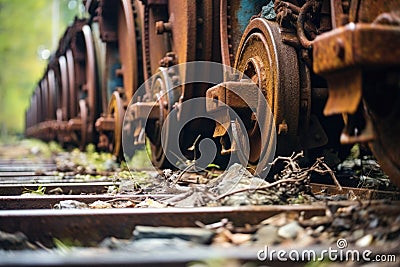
[0,153,399,266]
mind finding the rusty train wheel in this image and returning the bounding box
[66,49,77,119]
[82,25,97,145]
[145,68,181,168]
[234,19,300,173]
[100,0,142,157]
[79,99,88,150]
[40,79,48,122]
[37,83,43,124]
[108,91,125,158]
[91,22,106,115]
[47,69,57,121]
[58,56,69,121]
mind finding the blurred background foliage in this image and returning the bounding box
[0,0,82,140]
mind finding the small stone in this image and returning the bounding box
[104,159,118,171]
[315,225,325,234]
[111,200,135,208]
[278,221,303,239]
[107,185,118,194]
[229,233,251,245]
[30,146,40,155]
[260,212,298,227]
[369,218,379,229]
[352,229,364,240]
[89,200,112,209]
[163,169,173,178]
[254,225,281,245]
[295,231,316,247]
[0,231,35,250]
[331,217,352,231]
[356,234,374,247]
[133,226,215,244]
[339,231,350,238]
[99,236,131,249]
[53,200,88,209]
[118,179,140,193]
[340,160,356,169]
[136,198,166,208]
[354,159,362,166]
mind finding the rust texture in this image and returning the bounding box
[25,0,400,187]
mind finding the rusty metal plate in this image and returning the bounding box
[322,69,362,115]
[206,81,259,112]
[313,23,400,75]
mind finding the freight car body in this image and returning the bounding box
[25,0,400,187]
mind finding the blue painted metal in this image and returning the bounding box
[237,0,269,34]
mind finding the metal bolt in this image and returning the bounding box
[155,21,172,34]
[159,52,177,67]
[278,121,288,135]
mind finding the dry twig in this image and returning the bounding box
[216,152,342,200]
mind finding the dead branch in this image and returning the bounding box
[216,152,342,200]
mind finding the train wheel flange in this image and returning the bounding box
[108,91,125,158]
[145,67,181,168]
[79,99,88,150]
[233,18,300,173]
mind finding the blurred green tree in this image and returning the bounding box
[0,0,81,138]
